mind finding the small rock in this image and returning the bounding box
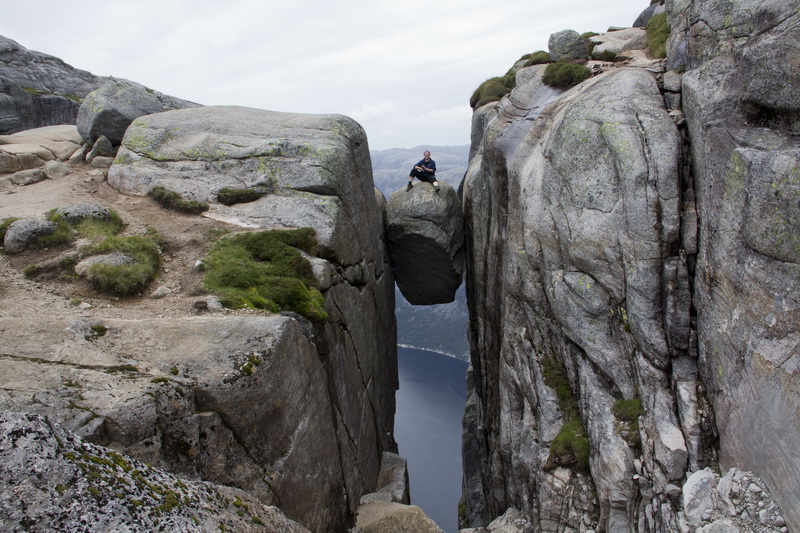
[43,160,72,179]
[91,156,114,168]
[748,483,763,494]
[149,286,172,299]
[74,254,133,276]
[3,218,57,253]
[55,203,112,225]
[10,168,46,185]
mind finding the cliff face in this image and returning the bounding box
[461,1,799,531]
[0,107,397,532]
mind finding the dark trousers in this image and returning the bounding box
[409,168,436,184]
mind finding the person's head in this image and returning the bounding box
[423,150,431,160]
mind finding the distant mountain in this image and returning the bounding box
[371,145,471,361]
[395,285,469,361]
[371,145,469,198]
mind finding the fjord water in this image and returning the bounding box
[395,346,469,533]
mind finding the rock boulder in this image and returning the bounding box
[548,29,587,62]
[77,79,199,145]
[385,181,464,305]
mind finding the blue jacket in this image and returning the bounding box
[415,158,436,176]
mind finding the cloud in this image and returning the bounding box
[0,0,649,149]
[349,101,398,122]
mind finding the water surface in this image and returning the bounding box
[395,346,468,533]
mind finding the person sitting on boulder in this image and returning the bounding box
[406,150,439,193]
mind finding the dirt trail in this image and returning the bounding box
[0,162,244,322]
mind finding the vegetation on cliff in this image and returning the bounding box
[202,227,328,322]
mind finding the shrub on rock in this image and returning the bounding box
[542,62,592,88]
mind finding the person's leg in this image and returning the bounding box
[433,180,440,193]
[407,168,418,190]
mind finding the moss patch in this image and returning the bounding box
[148,186,209,215]
[217,188,268,206]
[84,234,162,296]
[522,50,552,66]
[202,228,327,322]
[613,397,644,447]
[542,62,591,89]
[470,69,517,109]
[647,13,668,58]
[542,356,590,472]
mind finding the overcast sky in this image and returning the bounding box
[2,0,648,150]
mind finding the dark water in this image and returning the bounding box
[395,346,468,533]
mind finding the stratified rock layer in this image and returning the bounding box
[386,182,465,305]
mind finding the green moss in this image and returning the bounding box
[73,210,124,238]
[84,234,161,296]
[170,366,179,375]
[542,62,591,88]
[470,69,517,109]
[593,50,619,62]
[613,397,644,447]
[646,13,668,58]
[217,187,268,206]
[148,186,209,215]
[151,377,169,384]
[549,419,590,472]
[105,364,139,373]
[251,516,264,525]
[522,50,552,66]
[0,217,20,244]
[202,228,327,322]
[541,356,579,420]
[22,264,39,278]
[458,499,468,529]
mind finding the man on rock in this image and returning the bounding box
[406,150,439,193]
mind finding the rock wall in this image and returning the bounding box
[0,107,397,532]
[0,35,106,134]
[460,1,798,531]
[669,0,800,529]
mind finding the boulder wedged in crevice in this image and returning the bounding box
[385,181,464,305]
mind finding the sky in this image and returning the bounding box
[1,0,649,150]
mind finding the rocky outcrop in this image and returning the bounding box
[1,106,397,532]
[0,411,310,532]
[77,79,199,145]
[0,125,84,173]
[385,182,465,305]
[668,0,800,529]
[460,3,797,530]
[0,35,107,134]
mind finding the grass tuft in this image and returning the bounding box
[202,228,327,322]
[549,419,591,472]
[470,69,517,109]
[647,13,668,58]
[217,188,268,206]
[521,50,552,66]
[148,186,209,215]
[84,234,161,296]
[542,62,591,88]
